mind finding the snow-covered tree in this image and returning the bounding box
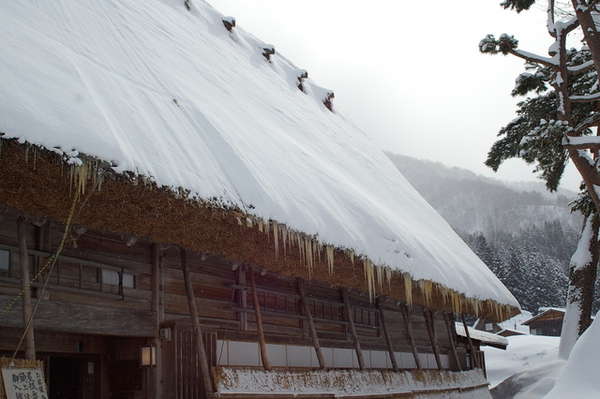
[480,0,600,358]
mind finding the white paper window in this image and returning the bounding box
[0,250,9,271]
[102,269,134,288]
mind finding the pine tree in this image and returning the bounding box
[480,0,600,357]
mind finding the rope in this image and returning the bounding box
[0,186,80,361]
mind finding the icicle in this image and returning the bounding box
[304,236,314,278]
[272,221,279,259]
[258,219,264,233]
[297,234,304,264]
[326,245,334,274]
[77,162,88,196]
[419,280,433,306]
[376,266,383,291]
[282,225,288,259]
[363,259,375,302]
[403,273,412,305]
[345,249,355,266]
[384,267,392,290]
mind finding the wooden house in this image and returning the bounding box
[0,1,519,398]
[521,308,565,337]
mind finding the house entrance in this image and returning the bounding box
[49,357,82,399]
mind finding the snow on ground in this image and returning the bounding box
[483,334,559,389]
[0,0,518,308]
[486,314,600,399]
[497,310,532,334]
[545,313,600,398]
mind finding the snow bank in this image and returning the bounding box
[484,334,559,389]
[544,312,600,398]
[214,368,490,398]
[0,0,518,308]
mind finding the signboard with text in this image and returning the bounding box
[1,368,49,399]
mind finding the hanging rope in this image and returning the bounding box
[0,182,81,361]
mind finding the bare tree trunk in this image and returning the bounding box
[559,215,599,359]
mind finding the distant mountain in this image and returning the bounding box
[386,152,586,313]
[386,152,582,235]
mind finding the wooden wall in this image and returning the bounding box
[0,212,478,399]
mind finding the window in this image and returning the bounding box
[102,269,134,288]
[0,250,9,273]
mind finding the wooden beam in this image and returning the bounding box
[150,244,163,399]
[461,313,480,369]
[376,297,398,372]
[442,312,462,371]
[400,304,422,371]
[297,278,326,370]
[423,309,442,370]
[17,217,36,360]
[341,288,365,370]
[237,267,248,331]
[181,249,214,397]
[0,294,155,336]
[248,266,272,371]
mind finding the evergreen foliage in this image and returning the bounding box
[485,48,597,192]
[460,226,574,313]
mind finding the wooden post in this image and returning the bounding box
[423,309,442,370]
[181,249,214,398]
[297,278,326,370]
[376,297,398,372]
[442,312,462,371]
[461,313,480,369]
[400,304,422,370]
[150,244,164,399]
[17,217,36,360]
[341,288,365,370]
[248,267,272,371]
[238,266,248,331]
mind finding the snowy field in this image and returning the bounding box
[484,334,560,389]
[484,313,600,398]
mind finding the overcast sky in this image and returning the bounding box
[208,0,582,192]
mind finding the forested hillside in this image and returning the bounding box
[386,152,585,313]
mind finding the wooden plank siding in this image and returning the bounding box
[0,212,479,398]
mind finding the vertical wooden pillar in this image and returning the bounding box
[376,297,398,372]
[423,309,442,370]
[461,313,480,369]
[400,304,422,370]
[442,312,462,371]
[297,278,326,370]
[238,266,248,331]
[181,249,214,398]
[17,217,35,360]
[248,267,272,370]
[150,244,164,399]
[341,288,365,370]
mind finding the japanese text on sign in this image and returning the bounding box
[1,368,48,399]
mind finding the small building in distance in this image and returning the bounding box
[521,308,565,336]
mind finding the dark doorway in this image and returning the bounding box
[49,357,81,399]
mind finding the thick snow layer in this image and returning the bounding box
[545,312,600,398]
[215,368,490,398]
[484,334,560,390]
[455,324,508,348]
[0,0,518,308]
[498,310,532,334]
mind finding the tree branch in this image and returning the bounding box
[570,92,600,102]
[509,48,557,66]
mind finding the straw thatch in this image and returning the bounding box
[0,139,518,321]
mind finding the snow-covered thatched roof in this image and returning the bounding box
[0,1,519,316]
